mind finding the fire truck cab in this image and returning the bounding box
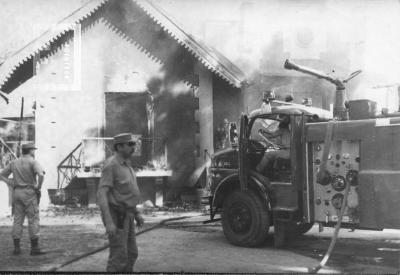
[207,63,400,247]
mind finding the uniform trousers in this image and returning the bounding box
[106,207,138,272]
[12,188,39,239]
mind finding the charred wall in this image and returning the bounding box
[98,0,201,193]
[154,91,196,191]
[212,75,241,150]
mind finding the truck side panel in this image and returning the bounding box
[306,118,400,229]
[359,171,400,229]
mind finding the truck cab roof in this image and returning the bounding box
[249,104,333,121]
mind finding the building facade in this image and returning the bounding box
[0,0,245,207]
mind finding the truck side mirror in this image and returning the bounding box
[229,122,238,147]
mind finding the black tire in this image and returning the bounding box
[287,222,314,236]
[222,190,270,247]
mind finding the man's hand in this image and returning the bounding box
[2,178,13,187]
[106,222,117,237]
[135,213,144,227]
[0,175,12,187]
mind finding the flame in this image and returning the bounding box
[149,156,168,170]
[82,139,106,167]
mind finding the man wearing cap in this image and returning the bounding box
[97,133,144,272]
[0,143,45,256]
[256,116,291,175]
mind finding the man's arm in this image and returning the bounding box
[33,161,45,190]
[37,174,44,190]
[0,164,13,187]
[131,174,144,227]
[97,186,117,236]
[97,164,117,237]
[0,175,13,187]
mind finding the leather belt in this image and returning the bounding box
[14,185,34,189]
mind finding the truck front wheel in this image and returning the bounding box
[222,190,270,247]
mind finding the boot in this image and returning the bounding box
[30,238,46,256]
[13,239,21,255]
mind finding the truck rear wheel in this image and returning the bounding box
[222,190,270,247]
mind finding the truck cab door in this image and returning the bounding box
[291,114,310,222]
[239,114,249,191]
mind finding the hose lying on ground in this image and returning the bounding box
[48,215,191,272]
[307,179,351,274]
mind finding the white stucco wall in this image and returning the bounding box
[0,20,165,208]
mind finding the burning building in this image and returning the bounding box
[0,0,246,207]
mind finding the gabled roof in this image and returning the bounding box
[0,0,108,93]
[0,0,246,94]
[133,0,246,88]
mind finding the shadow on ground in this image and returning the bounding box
[287,233,400,273]
[1,214,400,273]
[0,224,105,271]
[165,221,400,273]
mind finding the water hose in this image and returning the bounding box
[308,179,351,273]
[47,215,191,272]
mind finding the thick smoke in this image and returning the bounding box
[93,0,201,194]
[156,0,400,112]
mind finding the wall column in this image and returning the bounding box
[190,63,213,187]
[195,64,213,162]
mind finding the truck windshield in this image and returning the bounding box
[250,118,280,143]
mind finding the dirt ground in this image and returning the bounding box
[1,207,400,273]
[59,217,400,273]
[0,206,196,272]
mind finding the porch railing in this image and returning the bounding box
[57,143,83,189]
[56,137,168,189]
[0,137,17,168]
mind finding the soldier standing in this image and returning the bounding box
[0,143,45,256]
[97,133,144,272]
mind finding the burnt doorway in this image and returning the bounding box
[105,92,150,165]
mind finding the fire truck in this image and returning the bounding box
[206,60,400,247]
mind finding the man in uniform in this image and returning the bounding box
[256,116,291,174]
[0,143,45,256]
[97,133,144,272]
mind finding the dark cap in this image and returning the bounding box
[285,94,294,102]
[113,133,136,145]
[22,143,37,150]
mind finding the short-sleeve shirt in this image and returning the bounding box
[98,154,141,209]
[277,128,291,148]
[0,155,44,188]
